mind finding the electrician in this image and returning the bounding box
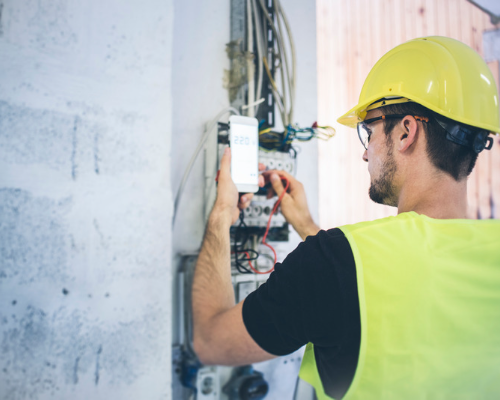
[191,36,500,399]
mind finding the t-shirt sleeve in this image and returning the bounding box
[242,228,357,356]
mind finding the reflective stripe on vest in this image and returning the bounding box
[299,212,500,400]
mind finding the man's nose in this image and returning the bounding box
[362,149,368,162]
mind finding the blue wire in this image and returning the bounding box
[282,125,293,148]
[294,126,315,141]
[273,124,317,148]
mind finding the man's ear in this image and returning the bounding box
[398,116,419,152]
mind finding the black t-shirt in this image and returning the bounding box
[242,228,361,399]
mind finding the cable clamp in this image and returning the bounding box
[241,98,265,110]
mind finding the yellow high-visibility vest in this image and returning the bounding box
[299,212,500,400]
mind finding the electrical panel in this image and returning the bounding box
[213,124,294,241]
[228,0,275,126]
[172,256,305,400]
[172,0,319,398]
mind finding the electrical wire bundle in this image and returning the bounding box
[231,177,290,275]
[244,0,336,151]
[232,212,260,274]
[259,122,336,151]
[245,0,295,125]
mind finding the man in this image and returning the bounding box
[192,36,500,399]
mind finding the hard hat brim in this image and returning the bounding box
[337,96,414,128]
[338,93,500,135]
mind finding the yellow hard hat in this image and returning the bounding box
[337,36,500,135]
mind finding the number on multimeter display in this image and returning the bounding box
[233,136,254,146]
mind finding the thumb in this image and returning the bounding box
[219,147,231,177]
[270,173,285,196]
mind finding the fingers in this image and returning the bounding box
[261,169,293,180]
[258,163,267,172]
[239,193,253,210]
[258,175,265,187]
[265,169,303,194]
[269,172,286,197]
[262,169,296,197]
[262,169,295,188]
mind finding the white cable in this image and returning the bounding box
[251,0,265,116]
[259,8,287,125]
[257,0,289,126]
[277,0,295,94]
[247,0,255,117]
[274,10,289,126]
[172,107,240,227]
[260,0,288,125]
[241,97,265,110]
[276,0,296,123]
[274,0,292,124]
[266,64,287,125]
[273,0,294,127]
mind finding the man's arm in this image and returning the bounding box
[263,170,320,240]
[192,148,276,366]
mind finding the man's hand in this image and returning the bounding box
[263,170,320,240]
[214,148,265,225]
[192,147,276,366]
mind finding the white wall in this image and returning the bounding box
[171,0,233,254]
[0,1,173,399]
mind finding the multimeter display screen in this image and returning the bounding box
[230,123,258,185]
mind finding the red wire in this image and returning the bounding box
[231,177,290,275]
[253,177,290,274]
[243,251,262,274]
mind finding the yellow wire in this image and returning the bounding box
[263,57,279,92]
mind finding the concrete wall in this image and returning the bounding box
[0,1,173,399]
[0,0,318,398]
[484,28,500,61]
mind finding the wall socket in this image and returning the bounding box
[196,367,220,400]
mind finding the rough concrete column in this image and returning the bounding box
[0,1,173,399]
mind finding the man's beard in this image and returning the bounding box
[369,144,398,207]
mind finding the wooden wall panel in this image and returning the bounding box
[487,60,500,218]
[317,0,500,228]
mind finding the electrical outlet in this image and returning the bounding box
[196,367,220,400]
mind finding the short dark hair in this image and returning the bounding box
[380,102,479,181]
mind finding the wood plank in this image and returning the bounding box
[415,0,427,38]
[488,60,500,219]
[472,1,491,218]
[317,0,500,228]
[435,0,449,37]
[462,0,479,217]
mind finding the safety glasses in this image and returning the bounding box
[357,115,429,150]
